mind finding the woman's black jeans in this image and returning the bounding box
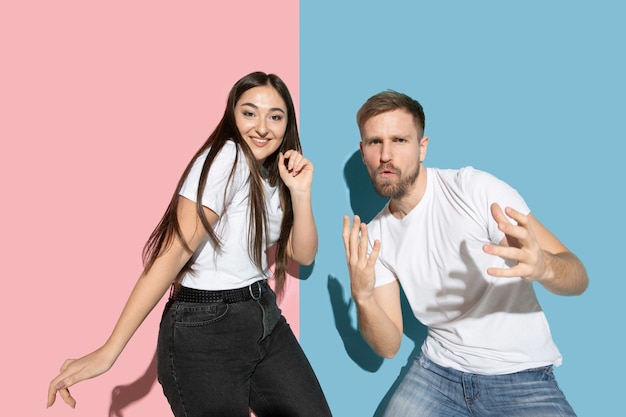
[157,283,332,417]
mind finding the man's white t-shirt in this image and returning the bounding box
[178,140,282,290]
[368,167,562,374]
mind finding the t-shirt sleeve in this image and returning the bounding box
[374,259,397,287]
[458,167,530,245]
[179,142,249,216]
[367,214,398,288]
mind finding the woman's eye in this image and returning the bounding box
[270,114,283,122]
[243,111,255,117]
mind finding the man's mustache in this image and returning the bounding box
[376,163,399,175]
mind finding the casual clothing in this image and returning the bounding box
[157,140,332,417]
[178,140,283,291]
[368,167,574,415]
[158,283,332,417]
[382,354,576,417]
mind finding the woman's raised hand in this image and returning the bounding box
[278,150,313,194]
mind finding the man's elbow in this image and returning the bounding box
[379,350,399,360]
[567,259,589,296]
[574,274,589,295]
[371,342,401,359]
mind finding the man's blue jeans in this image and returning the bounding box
[382,354,577,417]
[157,285,332,417]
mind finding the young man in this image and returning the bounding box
[342,90,587,416]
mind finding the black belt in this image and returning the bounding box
[173,280,268,303]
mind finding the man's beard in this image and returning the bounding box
[370,162,420,199]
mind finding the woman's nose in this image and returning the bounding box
[256,119,268,136]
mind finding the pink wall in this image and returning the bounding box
[0,2,299,416]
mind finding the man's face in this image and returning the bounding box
[359,109,427,199]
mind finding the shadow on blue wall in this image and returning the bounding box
[327,274,383,372]
[327,151,428,415]
[343,151,387,224]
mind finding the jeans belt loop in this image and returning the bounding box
[249,280,262,301]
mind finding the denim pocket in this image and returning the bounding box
[174,302,230,327]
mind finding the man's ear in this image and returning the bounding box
[419,136,429,162]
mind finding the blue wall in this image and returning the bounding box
[300,1,625,416]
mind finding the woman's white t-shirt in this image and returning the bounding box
[178,141,282,290]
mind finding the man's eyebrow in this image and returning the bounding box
[362,136,380,142]
[239,102,286,114]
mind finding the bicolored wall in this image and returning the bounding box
[1,1,623,416]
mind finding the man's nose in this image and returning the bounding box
[380,142,392,162]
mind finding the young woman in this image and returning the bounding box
[47,72,333,417]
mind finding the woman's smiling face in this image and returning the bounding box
[234,84,287,163]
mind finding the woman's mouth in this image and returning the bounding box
[250,137,270,146]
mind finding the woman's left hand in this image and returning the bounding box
[278,150,314,194]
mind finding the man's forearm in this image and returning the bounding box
[355,297,403,359]
[539,251,589,296]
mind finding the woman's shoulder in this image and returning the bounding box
[194,139,246,169]
[211,139,238,162]
[220,139,238,156]
[184,140,250,187]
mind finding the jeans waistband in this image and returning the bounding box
[172,280,268,303]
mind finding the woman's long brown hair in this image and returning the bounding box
[141,72,301,295]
